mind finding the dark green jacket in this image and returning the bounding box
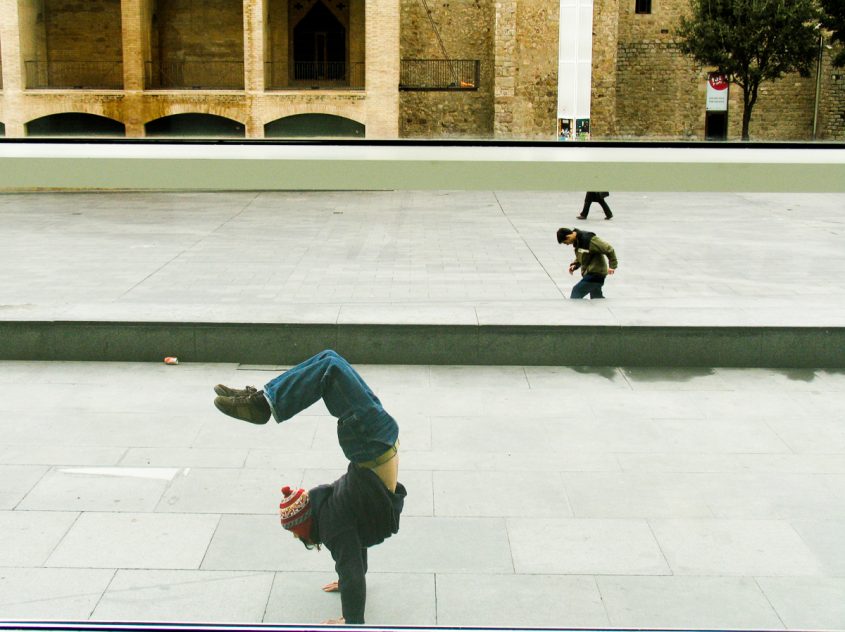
[571,231,618,276]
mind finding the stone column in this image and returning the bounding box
[121,0,149,136]
[365,0,399,138]
[494,0,517,138]
[243,0,265,137]
[589,0,619,137]
[349,0,365,86]
[0,0,25,136]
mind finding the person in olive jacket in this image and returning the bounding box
[557,227,619,299]
[212,349,407,625]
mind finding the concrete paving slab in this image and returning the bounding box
[120,447,248,468]
[0,511,78,566]
[46,512,220,569]
[433,470,573,518]
[696,472,845,520]
[369,517,513,573]
[402,450,621,473]
[757,577,845,630]
[0,465,49,509]
[192,416,318,450]
[2,411,203,449]
[436,574,609,628]
[617,452,845,475]
[0,568,115,619]
[620,366,733,391]
[766,417,845,454]
[266,572,437,626]
[523,365,629,389]
[91,569,274,622]
[429,365,529,389]
[245,449,351,471]
[156,467,301,514]
[507,518,670,575]
[338,304,478,325]
[649,519,824,576]
[562,472,712,519]
[17,466,177,513]
[789,520,845,576]
[201,514,335,573]
[0,446,126,467]
[597,576,785,630]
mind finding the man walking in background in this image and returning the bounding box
[577,191,613,220]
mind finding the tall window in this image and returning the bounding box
[635,0,652,14]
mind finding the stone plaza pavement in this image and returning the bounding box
[0,190,844,629]
[0,359,844,629]
[0,190,843,327]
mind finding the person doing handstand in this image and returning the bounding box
[213,349,407,625]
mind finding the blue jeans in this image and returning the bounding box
[263,350,399,463]
[570,273,606,299]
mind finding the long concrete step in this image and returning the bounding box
[3,320,842,368]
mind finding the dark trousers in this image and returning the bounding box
[581,192,612,218]
[570,273,606,299]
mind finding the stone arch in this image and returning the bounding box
[264,113,364,138]
[25,113,126,137]
[145,113,246,137]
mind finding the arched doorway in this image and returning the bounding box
[145,113,245,137]
[265,113,364,138]
[26,113,126,137]
[293,1,347,81]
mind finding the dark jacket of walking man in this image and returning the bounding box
[557,227,619,299]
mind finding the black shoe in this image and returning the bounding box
[214,384,258,397]
[214,391,271,424]
[604,214,613,220]
[576,214,587,220]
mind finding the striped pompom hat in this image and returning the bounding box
[279,485,312,539]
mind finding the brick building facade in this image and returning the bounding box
[0,0,842,140]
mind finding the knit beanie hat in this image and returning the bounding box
[279,485,313,540]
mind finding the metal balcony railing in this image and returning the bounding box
[24,61,123,89]
[265,61,365,89]
[399,59,480,91]
[145,61,245,90]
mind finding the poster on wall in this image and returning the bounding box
[558,119,573,140]
[575,118,591,140]
[706,73,729,111]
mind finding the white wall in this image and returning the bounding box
[557,0,594,122]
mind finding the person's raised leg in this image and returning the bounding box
[262,349,383,423]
